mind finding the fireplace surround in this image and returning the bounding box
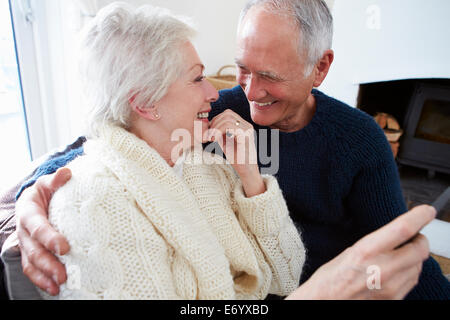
[398,82,450,176]
[357,79,450,177]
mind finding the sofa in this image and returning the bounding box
[1,137,449,299]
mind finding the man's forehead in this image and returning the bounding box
[235,35,303,78]
[235,17,306,77]
[237,8,300,56]
[238,5,298,39]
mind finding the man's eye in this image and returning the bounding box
[263,75,281,82]
[195,76,205,82]
[264,76,277,82]
[238,67,249,74]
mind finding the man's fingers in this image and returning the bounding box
[35,168,72,203]
[356,205,436,255]
[16,167,72,256]
[19,228,68,286]
[397,233,430,262]
[388,233,429,273]
[397,265,423,299]
[375,264,421,300]
[18,212,70,257]
[21,246,60,296]
[376,234,428,287]
[27,214,70,256]
[386,260,423,300]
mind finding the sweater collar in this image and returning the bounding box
[85,125,236,299]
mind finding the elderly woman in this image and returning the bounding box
[36,2,305,300]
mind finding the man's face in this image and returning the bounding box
[235,6,317,131]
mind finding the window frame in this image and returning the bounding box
[9,0,48,160]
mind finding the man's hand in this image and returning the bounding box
[287,205,436,300]
[15,167,72,296]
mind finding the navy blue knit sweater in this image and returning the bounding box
[17,86,449,299]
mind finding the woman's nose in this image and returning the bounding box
[205,79,219,103]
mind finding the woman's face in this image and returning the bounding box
[155,41,219,148]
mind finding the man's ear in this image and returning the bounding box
[313,49,334,87]
[128,93,160,121]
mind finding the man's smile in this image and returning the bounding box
[253,101,278,110]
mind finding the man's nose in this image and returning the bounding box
[243,75,266,102]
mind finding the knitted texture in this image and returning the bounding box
[38,125,304,300]
[210,86,450,300]
[20,87,449,299]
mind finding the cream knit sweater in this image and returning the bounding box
[40,125,305,300]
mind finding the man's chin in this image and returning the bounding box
[250,109,276,128]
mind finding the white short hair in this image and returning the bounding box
[239,0,333,76]
[78,2,196,135]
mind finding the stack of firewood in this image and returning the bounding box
[373,113,403,158]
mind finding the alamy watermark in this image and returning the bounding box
[366,4,381,30]
[366,265,381,290]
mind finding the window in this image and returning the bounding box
[0,0,84,191]
[0,0,31,191]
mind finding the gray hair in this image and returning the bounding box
[239,0,333,75]
[78,2,196,136]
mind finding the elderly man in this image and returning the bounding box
[209,0,449,299]
[7,0,450,299]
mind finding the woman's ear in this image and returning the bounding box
[128,93,160,121]
[132,105,160,121]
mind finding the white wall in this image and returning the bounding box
[31,0,250,153]
[91,0,335,75]
[321,0,450,107]
[153,0,248,76]
[25,0,338,155]
[91,0,248,76]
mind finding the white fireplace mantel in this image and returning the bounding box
[320,0,450,107]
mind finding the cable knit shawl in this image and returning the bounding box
[40,125,304,300]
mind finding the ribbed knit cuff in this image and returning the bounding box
[233,175,289,237]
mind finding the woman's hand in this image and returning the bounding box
[286,205,435,300]
[208,109,265,197]
[15,167,72,295]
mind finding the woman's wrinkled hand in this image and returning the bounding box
[208,109,265,197]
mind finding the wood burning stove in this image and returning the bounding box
[397,82,450,177]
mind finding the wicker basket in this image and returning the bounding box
[206,65,238,90]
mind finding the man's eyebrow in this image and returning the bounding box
[258,71,285,81]
[235,60,285,81]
